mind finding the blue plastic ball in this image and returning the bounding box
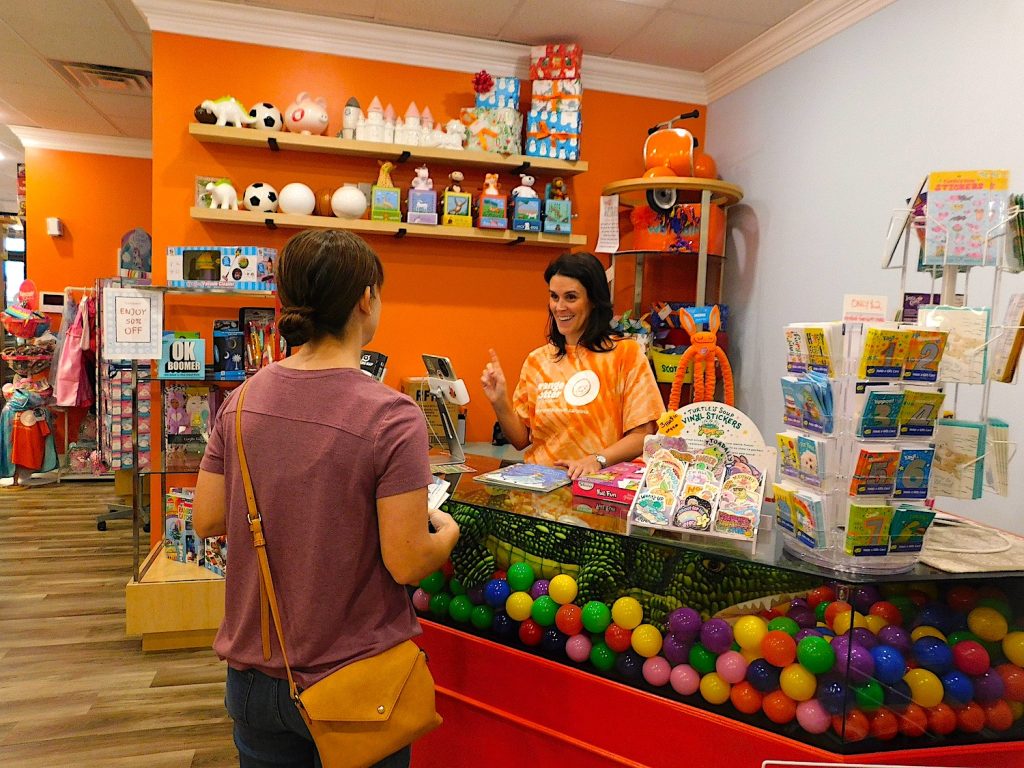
[871,645,907,685]
[913,636,954,675]
[491,612,518,639]
[884,678,913,712]
[941,670,975,707]
[817,676,849,715]
[914,602,955,634]
[541,628,569,655]
[616,650,645,680]
[484,578,511,608]
[746,658,781,693]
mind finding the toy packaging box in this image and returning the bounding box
[573,461,646,505]
[204,536,227,576]
[164,487,197,563]
[167,246,276,290]
[475,77,520,110]
[526,109,581,160]
[460,107,523,154]
[529,43,582,80]
[213,320,245,380]
[531,78,582,112]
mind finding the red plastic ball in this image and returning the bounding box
[492,570,507,579]
[831,710,869,742]
[899,703,928,737]
[907,589,930,608]
[604,623,633,653]
[824,601,854,629]
[869,709,899,740]
[555,604,583,636]
[996,663,1024,702]
[868,601,903,627]
[978,585,1007,601]
[762,608,784,621]
[984,700,1014,731]
[956,702,986,733]
[953,640,991,676]
[807,585,836,608]
[730,681,763,715]
[761,630,797,667]
[518,618,543,646]
[762,690,797,724]
[926,703,957,735]
[946,585,979,613]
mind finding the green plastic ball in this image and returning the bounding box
[947,630,981,646]
[531,596,559,627]
[888,595,916,624]
[853,679,884,712]
[978,597,1014,623]
[507,562,536,593]
[768,617,800,637]
[689,642,717,675]
[449,577,466,596]
[796,636,836,675]
[470,605,495,630]
[419,570,446,595]
[590,641,617,671]
[581,601,612,633]
[448,595,473,623]
[815,601,830,623]
[429,592,451,617]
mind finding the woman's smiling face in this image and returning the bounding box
[548,274,591,345]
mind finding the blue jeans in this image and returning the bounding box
[226,666,412,768]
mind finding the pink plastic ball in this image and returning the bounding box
[796,699,832,734]
[715,650,749,684]
[670,664,701,696]
[565,634,592,663]
[642,656,672,687]
[412,588,431,612]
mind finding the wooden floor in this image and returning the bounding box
[0,481,237,767]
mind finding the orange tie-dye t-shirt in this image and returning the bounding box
[513,339,664,466]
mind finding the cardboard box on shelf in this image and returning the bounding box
[402,377,462,448]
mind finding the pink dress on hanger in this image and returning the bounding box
[54,296,94,408]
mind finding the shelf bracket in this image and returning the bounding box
[394,227,407,239]
[511,161,532,175]
[506,236,526,246]
[395,150,411,164]
[267,137,280,152]
[263,218,277,230]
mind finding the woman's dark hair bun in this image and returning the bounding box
[278,305,317,347]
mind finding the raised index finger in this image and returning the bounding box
[488,348,501,366]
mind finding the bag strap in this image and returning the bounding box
[235,381,304,705]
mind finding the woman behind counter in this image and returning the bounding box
[482,252,664,479]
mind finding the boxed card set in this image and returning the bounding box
[167,246,276,290]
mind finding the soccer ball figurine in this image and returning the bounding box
[243,182,279,213]
[248,102,283,131]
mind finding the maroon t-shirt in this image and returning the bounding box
[201,364,432,689]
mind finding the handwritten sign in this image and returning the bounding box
[842,294,889,324]
[103,288,163,360]
[595,194,620,254]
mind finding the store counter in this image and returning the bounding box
[410,455,1024,767]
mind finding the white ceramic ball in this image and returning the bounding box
[278,183,316,215]
[242,182,279,213]
[331,184,368,219]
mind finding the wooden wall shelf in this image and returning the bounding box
[190,123,589,176]
[601,177,743,207]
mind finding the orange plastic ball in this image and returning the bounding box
[898,703,928,738]
[926,703,957,735]
[869,601,903,626]
[762,690,797,724]
[824,600,854,629]
[730,681,763,715]
[807,586,835,608]
[984,700,1014,732]
[604,623,633,653]
[761,630,797,667]
[996,663,1024,702]
[831,710,869,742]
[956,702,986,733]
[869,709,899,740]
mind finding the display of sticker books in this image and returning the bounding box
[164,384,214,472]
[473,463,571,492]
[923,170,1010,268]
[989,293,1024,383]
[918,305,990,385]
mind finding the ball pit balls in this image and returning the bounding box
[541,628,568,655]
[796,699,832,734]
[904,668,944,708]
[910,625,947,643]
[565,634,592,663]
[662,633,693,666]
[1003,631,1024,666]
[863,614,889,635]
[689,642,718,676]
[984,699,1015,731]
[946,585,979,613]
[631,624,664,658]
[670,664,700,696]
[762,690,797,724]
[611,597,644,630]
[794,629,821,643]
[957,701,986,733]
[978,596,1014,623]
[1011,700,1024,721]
[843,645,876,684]
[590,641,617,672]
[518,618,543,646]
[767,616,800,637]
[429,592,451,618]
[668,607,702,638]
[547,574,577,605]
[817,677,848,715]
[555,604,583,636]
[747,659,782,693]
[730,681,763,714]
[790,597,810,610]
[870,645,906,685]
[851,627,878,651]
[912,636,954,675]
[877,625,911,654]
[832,611,868,637]
[761,630,797,667]
[529,579,550,599]
[885,679,913,712]
[787,606,817,629]
[616,650,644,680]
[448,577,466,596]
[852,585,882,614]
[824,601,854,629]
[997,663,1024,701]
[734,615,769,651]
[807,585,836,607]
[947,629,979,646]
[973,668,1007,703]
[448,595,473,623]
[869,708,899,740]
[941,670,974,707]
[797,636,836,675]
[531,595,559,627]
[484,579,511,608]
[419,570,445,594]
[853,679,884,711]
[716,651,749,684]
[470,605,494,630]
[952,639,990,676]
[815,601,830,623]
[699,672,732,705]
[411,588,431,612]
[869,601,902,626]
[505,591,534,622]
[492,612,517,639]
[700,618,735,654]
[898,703,928,738]
[466,585,485,604]
[926,702,958,736]
[914,602,954,634]
[969,606,1009,642]
[505,561,535,593]
[780,664,817,702]
[604,623,633,653]
[581,601,612,633]
[642,656,672,687]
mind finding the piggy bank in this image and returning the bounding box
[284,92,329,135]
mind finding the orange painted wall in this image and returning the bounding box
[25,147,152,295]
[152,32,707,442]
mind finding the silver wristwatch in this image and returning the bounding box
[594,454,608,468]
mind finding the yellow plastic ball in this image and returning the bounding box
[779,663,817,702]
[1010,701,1024,722]
[910,625,947,643]
[734,615,769,651]
[547,574,578,605]
[904,668,944,708]
[832,611,868,636]
[740,647,763,663]
[631,624,664,658]
[969,606,1009,642]
[1003,631,1024,667]
[699,672,732,705]
[505,591,534,622]
[864,614,889,634]
[611,597,644,630]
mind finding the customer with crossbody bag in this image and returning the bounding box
[194,229,460,767]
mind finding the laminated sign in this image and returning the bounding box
[103,288,163,360]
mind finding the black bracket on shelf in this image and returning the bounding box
[394,150,411,164]
[511,161,532,175]
[394,227,408,239]
[267,137,280,152]
[264,218,277,230]
[506,236,526,246]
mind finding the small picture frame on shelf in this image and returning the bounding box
[442,191,473,227]
[407,189,438,225]
[477,194,508,229]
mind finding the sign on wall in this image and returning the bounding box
[102,287,163,360]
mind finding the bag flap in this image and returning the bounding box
[299,640,423,723]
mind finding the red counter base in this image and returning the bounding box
[412,621,1023,768]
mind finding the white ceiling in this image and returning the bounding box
[0,0,815,214]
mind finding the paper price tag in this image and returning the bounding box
[657,411,683,436]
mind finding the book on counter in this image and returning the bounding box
[474,463,571,492]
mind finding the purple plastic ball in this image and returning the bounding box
[972,669,1006,703]
[530,579,550,599]
[699,618,734,654]
[790,598,810,610]
[787,606,817,629]
[851,627,878,650]
[817,676,849,715]
[851,585,881,614]
[466,585,485,604]
[794,628,822,642]
[668,607,702,639]
[662,633,693,666]
[847,644,876,683]
[877,624,911,653]
[830,634,851,663]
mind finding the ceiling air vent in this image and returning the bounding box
[51,61,152,95]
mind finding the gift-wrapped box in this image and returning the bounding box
[530,43,582,80]
[475,76,520,110]
[525,108,581,161]
[531,78,582,111]
[459,107,523,154]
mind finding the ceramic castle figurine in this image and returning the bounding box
[383,103,396,143]
[511,174,538,199]
[396,103,421,145]
[341,96,361,140]
[421,106,434,131]
[356,96,385,142]
[411,165,433,191]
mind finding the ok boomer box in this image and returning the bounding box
[573,461,646,505]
